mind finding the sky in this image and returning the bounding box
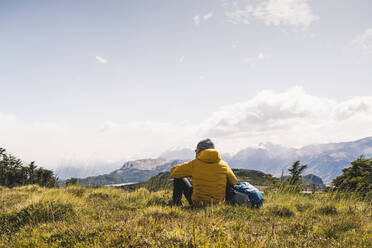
[1,0,372,169]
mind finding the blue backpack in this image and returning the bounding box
[233,182,264,208]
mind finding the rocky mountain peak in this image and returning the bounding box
[120,158,168,170]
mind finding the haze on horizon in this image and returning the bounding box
[1,0,372,169]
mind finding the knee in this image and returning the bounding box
[173,178,192,189]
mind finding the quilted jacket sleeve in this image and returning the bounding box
[170,161,193,178]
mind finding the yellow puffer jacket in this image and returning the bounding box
[170,149,238,204]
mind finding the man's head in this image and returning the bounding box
[195,138,215,154]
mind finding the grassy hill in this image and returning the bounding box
[121,169,279,192]
[1,185,371,247]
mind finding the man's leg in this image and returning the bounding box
[225,183,235,205]
[172,178,193,206]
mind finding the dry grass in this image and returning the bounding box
[0,185,371,247]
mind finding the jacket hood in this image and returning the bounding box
[196,149,221,163]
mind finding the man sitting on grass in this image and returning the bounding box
[170,138,238,206]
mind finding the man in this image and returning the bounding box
[170,138,238,206]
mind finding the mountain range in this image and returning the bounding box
[61,136,372,185]
[77,159,182,186]
[161,136,372,184]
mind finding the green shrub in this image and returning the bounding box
[332,156,372,193]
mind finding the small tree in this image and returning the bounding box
[288,160,307,185]
[27,161,37,184]
[332,155,372,192]
[34,167,57,187]
[65,177,78,186]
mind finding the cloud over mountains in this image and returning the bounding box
[199,87,372,149]
[1,87,372,169]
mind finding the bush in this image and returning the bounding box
[65,178,78,186]
[332,156,372,193]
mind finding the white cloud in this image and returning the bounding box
[223,0,319,29]
[194,12,213,25]
[95,56,108,64]
[198,86,372,149]
[203,12,214,20]
[351,28,372,53]
[0,115,198,169]
[2,87,372,169]
[194,15,200,25]
[179,56,185,63]
[333,97,372,121]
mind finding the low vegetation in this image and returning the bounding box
[333,155,372,193]
[1,150,371,247]
[0,148,57,188]
[1,185,371,247]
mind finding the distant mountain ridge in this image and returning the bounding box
[119,159,168,170]
[77,159,183,186]
[303,174,325,188]
[160,136,372,184]
[281,174,325,188]
[65,136,372,185]
[229,137,372,183]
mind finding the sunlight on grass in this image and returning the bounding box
[0,186,371,247]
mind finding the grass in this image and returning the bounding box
[0,185,371,247]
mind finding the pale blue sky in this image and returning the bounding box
[1,0,372,168]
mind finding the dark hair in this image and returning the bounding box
[197,138,215,152]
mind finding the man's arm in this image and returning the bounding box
[170,161,193,178]
[226,166,238,185]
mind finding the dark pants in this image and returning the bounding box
[172,178,193,205]
[172,178,235,206]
